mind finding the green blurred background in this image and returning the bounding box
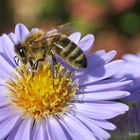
[1,0,140,59]
[0,0,140,139]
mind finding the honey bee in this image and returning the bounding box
[14,25,87,77]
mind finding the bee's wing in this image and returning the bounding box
[55,23,75,35]
[45,28,61,38]
[46,23,75,37]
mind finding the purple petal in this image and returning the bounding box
[123,54,140,64]
[0,37,4,52]
[32,119,48,140]
[60,114,97,140]
[93,50,106,56]
[0,34,16,66]
[80,51,116,73]
[6,119,22,140]
[31,28,40,32]
[15,23,29,42]
[0,78,6,86]
[80,80,132,92]
[47,117,68,140]
[78,91,130,101]
[0,55,15,79]
[0,68,10,79]
[78,34,94,53]
[76,114,111,139]
[89,119,116,130]
[0,107,16,121]
[68,32,81,44]
[46,120,53,140]
[8,33,17,44]
[75,108,118,120]
[0,86,8,96]
[58,118,83,140]
[14,118,32,140]
[74,102,129,115]
[87,50,117,70]
[116,63,140,79]
[79,60,124,85]
[73,102,127,120]
[75,50,107,76]
[0,114,20,139]
[0,95,9,107]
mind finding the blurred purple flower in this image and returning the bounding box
[114,54,140,137]
[115,53,140,101]
[0,24,131,140]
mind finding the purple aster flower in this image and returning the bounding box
[115,53,140,94]
[115,54,140,103]
[113,54,140,138]
[0,23,131,140]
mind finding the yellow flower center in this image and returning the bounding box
[6,63,78,120]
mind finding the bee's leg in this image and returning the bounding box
[34,61,39,70]
[29,59,36,77]
[14,56,19,66]
[29,59,44,77]
[50,50,58,79]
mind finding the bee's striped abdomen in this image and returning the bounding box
[67,44,87,68]
[52,35,87,68]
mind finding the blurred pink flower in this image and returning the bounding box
[109,0,136,12]
[69,0,107,22]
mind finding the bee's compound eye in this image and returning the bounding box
[18,48,26,58]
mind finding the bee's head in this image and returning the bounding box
[14,44,27,64]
